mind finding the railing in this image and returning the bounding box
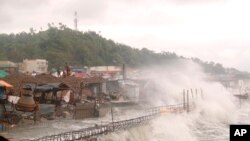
[23,103,191,141]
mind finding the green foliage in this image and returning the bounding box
[0,25,179,68]
[0,24,245,76]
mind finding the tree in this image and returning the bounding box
[0,23,245,77]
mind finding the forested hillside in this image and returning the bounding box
[0,24,247,77]
[0,24,178,68]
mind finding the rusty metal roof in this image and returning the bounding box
[0,80,13,88]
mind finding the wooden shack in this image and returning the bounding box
[22,82,71,105]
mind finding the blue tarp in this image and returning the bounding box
[0,70,8,78]
[0,87,6,99]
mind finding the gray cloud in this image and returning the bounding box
[0,0,223,29]
[0,13,12,27]
[0,0,51,29]
[110,0,225,5]
[0,0,50,9]
[0,0,249,72]
[169,0,225,4]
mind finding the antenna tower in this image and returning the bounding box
[74,11,78,30]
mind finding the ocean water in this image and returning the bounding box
[8,104,148,140]
[8,98,249,141]
[99,100,250,141]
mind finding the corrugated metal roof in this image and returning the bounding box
[23,82,70,92]
[0,80,13,88]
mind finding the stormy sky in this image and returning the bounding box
[1,0,250,71]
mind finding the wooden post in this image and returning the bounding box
[239,96,241,108]
[187,90,189,112]
[183,89,186,110]
[111,106,114,131]
[195,88,198,98]
[122,64,126,80]
[80,82,83,101]
[191,89,193,98]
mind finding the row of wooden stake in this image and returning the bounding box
[183,88,204,112]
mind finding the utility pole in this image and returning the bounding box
[195,88,198,98]
[191,89,193,98]
[111,106,114,131]
[183,89,186,110]
[122,64,126,80]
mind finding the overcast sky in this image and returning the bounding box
[1,0,250,71]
